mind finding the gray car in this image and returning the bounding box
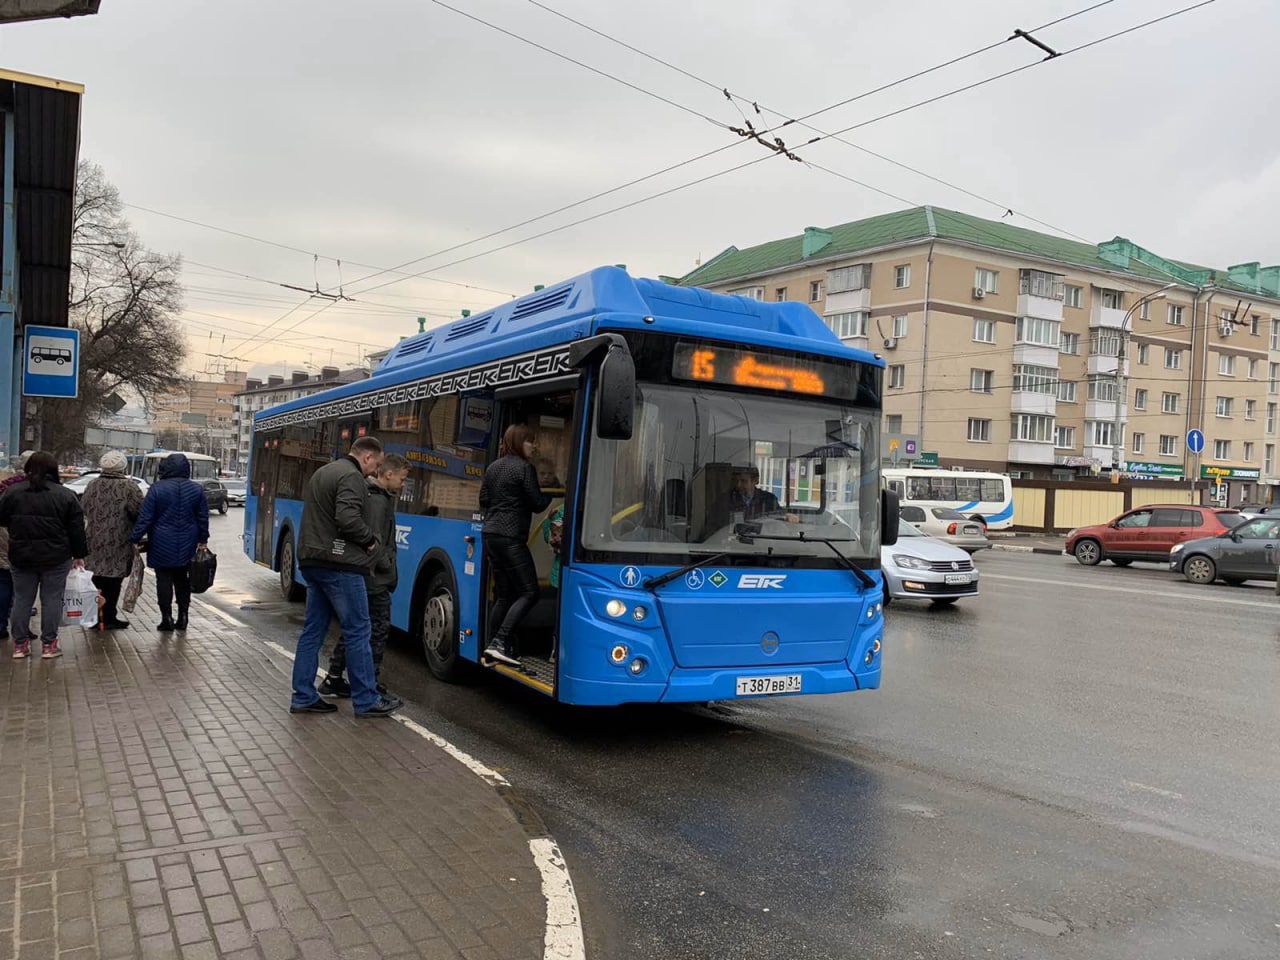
[880,518,980,607]
[1169,515,1280,586]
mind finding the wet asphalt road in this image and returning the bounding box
[205,517,1280,959]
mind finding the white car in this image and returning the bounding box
[880,518,980,607]
[65,472,149,499]
[899,504,991,553]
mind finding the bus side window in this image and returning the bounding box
[889,480,904,496]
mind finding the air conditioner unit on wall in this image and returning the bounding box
[1220,321,1234,337]
[973,287,986,299]
[883,337,898,350]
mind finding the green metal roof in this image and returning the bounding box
[678,205,1275,301]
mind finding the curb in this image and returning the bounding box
[991,543,1065,556]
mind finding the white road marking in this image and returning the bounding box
[1125,780,1184,800]
[981,571,1279,610]
[531,837,587,960]
[197,595,578,956]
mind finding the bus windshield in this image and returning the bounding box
[580,383,879,562]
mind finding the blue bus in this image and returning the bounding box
[244,266,899,706]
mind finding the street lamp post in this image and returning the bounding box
[1112,283,1178,476]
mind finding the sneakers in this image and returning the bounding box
[12,640,30,660]
[355,695,402,719]
[289,698,338,714]
[318,674,352,698]
[41,639,62,659]
[482,642,521,667]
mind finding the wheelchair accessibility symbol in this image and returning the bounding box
[685,568,705,590]
[620,566,642,587]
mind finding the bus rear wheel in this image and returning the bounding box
[421,569,466,682]
[278,535,305,602]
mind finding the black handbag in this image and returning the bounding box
[189,546,218,594]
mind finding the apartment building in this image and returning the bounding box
[680,206,1280,504]
[152,369,248,471]
[232,366,368,468]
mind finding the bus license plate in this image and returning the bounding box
[736,674,802,696]
[944,574,973,584]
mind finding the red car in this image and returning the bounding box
[1065,504,1242,566]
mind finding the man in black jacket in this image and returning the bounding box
[289,436,400,718]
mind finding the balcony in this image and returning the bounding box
[1017,293,1064,322]
[1085,400,1128,421]
[1010,390,1056,416]
[1013,343,1060,367]
[1090,303,1128,329]
[1087,354,1129,377]
[1007,441,1056,465]
[825,287,872,314]
[1084,444,1122,467]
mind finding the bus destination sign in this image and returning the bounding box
[671,341,857,398]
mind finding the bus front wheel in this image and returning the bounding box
[421,569,466,682]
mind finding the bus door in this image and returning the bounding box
[484,378,580,682]
[251,434,281,564]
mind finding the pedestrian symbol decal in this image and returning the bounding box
[620,566,641,587]
[685,569,705,590]
[708,570,728,588]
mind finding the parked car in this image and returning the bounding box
[1170,515,1280,585]
[1233,503,1276,514]
[900,504,990,553]
[1066,504,1242,566]
[198,478,230,515]
[224,478,247,507]
[64,471,149,499]
[881,518,979,607]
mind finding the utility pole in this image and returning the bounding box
[1112,284,1177,479]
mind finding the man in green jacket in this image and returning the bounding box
[290,436,401,718]
[320,454,410,698]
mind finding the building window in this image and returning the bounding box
[826,311,868,339]
[1132,432,1145,454]
[886,414,903,434]
[1266,444,1275,475]
[1271,363,1279,394]
[1064,285,1082,308]
[892,315,909,338]
[973,318,996,343]
[1162,392,1180,414]
[1214,439,1231,461]
[1215,396,1233,418]
[970,369,994,394]
[1100,288,1124,310]
[1272,320,1280,351]
[1244,441,1255,462]
[975,268,999,294]
[809,280,824,302]
[827,264,870,293]
[888,364,905,389]
[1164,348,1183,370]
[1140,299,1151,321]
[1246,399,1257,421]
[1060,332,1080,355]
[1249,358,1260,380]
[1016,316,1061,347]
[1268,402,1277,435]
[1090,329,1122,357]
[1220,309,1235,330]
[1167,304,1185,326]
[1054,425,1076,449]
[730,286,764,300]
[1087,376,1120,402]
[1086,420,1118,447]
[1057,380,1077,403]
[1134,388,1148,410]
[1011,413,1055,443]
[1137,343,1150,365]
[1013,365,1058,395]
[894,264,911,288]
[1160,435,1178,456]
[967,418,991,442]
[1251,315,1261,336]
[774,287,787,302]
[1219,353,1236,376]
[1019,269,1065,300]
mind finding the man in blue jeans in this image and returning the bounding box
[290,436,401,718]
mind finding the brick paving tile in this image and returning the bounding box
[0,589,546,957]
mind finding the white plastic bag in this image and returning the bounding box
[62,567,100,630]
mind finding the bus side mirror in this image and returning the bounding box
[570,334,635,441]
[881,488,900,546]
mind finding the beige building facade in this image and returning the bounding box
[681,207,1280,504]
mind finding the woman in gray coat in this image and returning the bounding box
[82,450,143,630]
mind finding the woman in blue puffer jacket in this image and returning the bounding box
[131,453,209,632]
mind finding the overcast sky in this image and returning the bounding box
[3,0,1274,379]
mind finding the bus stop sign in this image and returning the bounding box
[22,325,80,398]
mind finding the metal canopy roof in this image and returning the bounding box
[0,1,100,24]
[0,68,83,329]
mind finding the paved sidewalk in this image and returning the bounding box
[988,533,1067,556]
[0,591,545,960]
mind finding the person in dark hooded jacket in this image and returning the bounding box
[131,453,209,632]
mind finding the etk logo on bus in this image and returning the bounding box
[738,575,787,589]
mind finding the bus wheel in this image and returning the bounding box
[421,570,465,682]
[278,535,305,602]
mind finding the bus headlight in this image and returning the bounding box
[632,605,648,622]
[629,657,647,675]
[610,644,629,664]
[605,599,627,618]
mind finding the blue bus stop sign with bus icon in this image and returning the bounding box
[23,325,80,399]
[1186,428,1205,455]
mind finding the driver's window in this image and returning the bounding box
[1117,510,1152,528]
[1237,519,1280,540]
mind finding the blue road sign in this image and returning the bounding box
[22,325,80,398]
[1186,428,1205,455]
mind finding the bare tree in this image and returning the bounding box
[39,161,186,458]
